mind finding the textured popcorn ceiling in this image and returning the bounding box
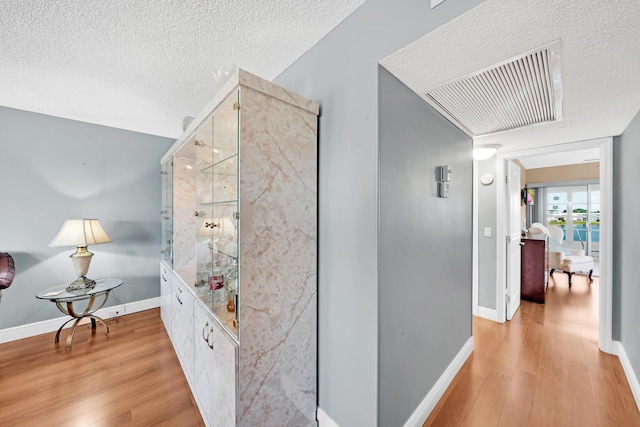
[381,0,640,150]
[0,0,365,138]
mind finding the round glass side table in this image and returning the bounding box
[36,278,124,350]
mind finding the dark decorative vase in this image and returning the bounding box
[0,252,15,290]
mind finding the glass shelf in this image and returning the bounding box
[200,153,238,173]
[198,200,238,206]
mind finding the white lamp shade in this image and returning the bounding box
[49,219,112,247]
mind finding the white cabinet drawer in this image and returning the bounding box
[171,276,194,382]
[160,262,172,332]
[193,303,237,427]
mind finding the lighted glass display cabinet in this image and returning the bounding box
[160,69,318,426]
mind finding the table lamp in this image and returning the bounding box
[49,219,112,291]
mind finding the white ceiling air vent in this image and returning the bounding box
[425,40,563,137]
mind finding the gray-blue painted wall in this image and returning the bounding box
[614,109,640,374]
[378,67,472,427]
[274,0,483,424]
[0,106,174,328]
[477,158,498,309]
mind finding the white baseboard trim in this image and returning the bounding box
[614,341,640,412]
[0,297,161,344]
[476,306,499,322]
[403,336,474,427]
[317,407,339,427]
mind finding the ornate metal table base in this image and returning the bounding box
[53,315,110,350]
[54,290,110,351]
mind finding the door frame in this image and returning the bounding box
[494,137,613,353]
[505,160,522,320]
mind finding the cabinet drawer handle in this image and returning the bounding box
[202,321,210,342]
[207,327,214,350]
[161,269,167,282]
[176,288,183,304]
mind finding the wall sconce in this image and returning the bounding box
[473,144,501,160]
[436,165,451,198]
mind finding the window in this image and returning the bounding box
[545,185,599,257]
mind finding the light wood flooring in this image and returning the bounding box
[0,308,204,426]
[2,274,639,427]
[424,273,640,427]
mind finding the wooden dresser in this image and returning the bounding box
[521,236,548,303]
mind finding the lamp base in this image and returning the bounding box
[66,276,97,293]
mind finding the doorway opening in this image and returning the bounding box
[493,137,613,354]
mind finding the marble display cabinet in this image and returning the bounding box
[160,69,318,426]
